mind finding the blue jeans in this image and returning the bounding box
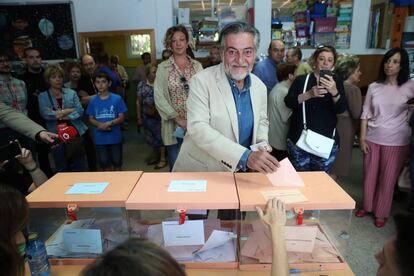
[51,143,86,172]
[96,143,123,169]
[287,139,338,172]
[166,138,183,171]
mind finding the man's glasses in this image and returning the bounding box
[180,76,189,93]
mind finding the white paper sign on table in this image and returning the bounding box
[261,189,308,204]
[162,220,205,246]
[266,158,304,187]
[65,182,109,195]
[284,226,318,253]
[167,180,207,192]
[63,229,102,254]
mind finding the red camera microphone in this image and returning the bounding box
[56,125,78,143]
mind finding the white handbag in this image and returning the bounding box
[295,74,335,159]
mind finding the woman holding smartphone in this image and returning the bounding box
[356,48,414,228]
[284,46,347,172]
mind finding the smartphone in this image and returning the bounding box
[319,69,333,83]
[0,140,22,162]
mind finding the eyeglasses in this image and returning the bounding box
[180,76,189,93]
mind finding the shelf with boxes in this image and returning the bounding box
[272,0,354,49]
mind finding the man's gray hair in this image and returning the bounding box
[219,22,260,50]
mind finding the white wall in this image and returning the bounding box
[72,0,173,58]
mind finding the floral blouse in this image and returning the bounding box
[167,56,198,119]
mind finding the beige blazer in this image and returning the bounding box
[154,58,203,146]
[0,101,45,140]
[173,64,269,172]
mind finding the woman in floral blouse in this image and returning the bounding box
[154,25,203,171]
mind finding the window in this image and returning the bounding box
[127,34,152,58]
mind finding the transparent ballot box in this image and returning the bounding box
[126,172,239,269]
[26,171,143,265]
[235,172,355,271]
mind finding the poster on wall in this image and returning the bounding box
[0,2,78,61]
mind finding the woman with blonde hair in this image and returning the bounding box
[38,64,87,172]
[154,25,203,171]
[331,54,362,178]
[284,46,347,172]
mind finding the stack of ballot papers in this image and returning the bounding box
[136,218,237,263]
[240,221,341,264]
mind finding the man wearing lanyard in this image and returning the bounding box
[78,54,99,105]
[0,51,31,148]
[173,23,279,219]
[19,47,53,177]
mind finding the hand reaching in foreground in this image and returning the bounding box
[256,198,289,276]
[256,198,286,229]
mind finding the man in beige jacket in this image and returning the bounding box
[173,22,279,173]
[0,101,56,143]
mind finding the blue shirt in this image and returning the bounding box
[253,57,279,93]
[86,93,127,145]
[227,75,254,171]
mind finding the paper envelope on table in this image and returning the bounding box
[261,189,308,204]
[266,158,304,187]
[284,225,318,253]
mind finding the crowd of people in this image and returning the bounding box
[0,20,414,275]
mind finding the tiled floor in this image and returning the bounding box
[121,126,412,275]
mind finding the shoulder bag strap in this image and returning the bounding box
[302,74,311,130]
[47,90,56,111]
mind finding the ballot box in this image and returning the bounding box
[126,172,239,269]
[26,171,143,265]
[235,171,355,271]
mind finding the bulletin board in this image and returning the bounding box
[0,1,78,61]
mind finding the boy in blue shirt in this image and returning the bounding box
[86,72,127,170]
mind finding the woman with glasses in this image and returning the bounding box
[284,46,347,172]
[356,48,414,228]
[38,64,87,172]
[154,25,203,171]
